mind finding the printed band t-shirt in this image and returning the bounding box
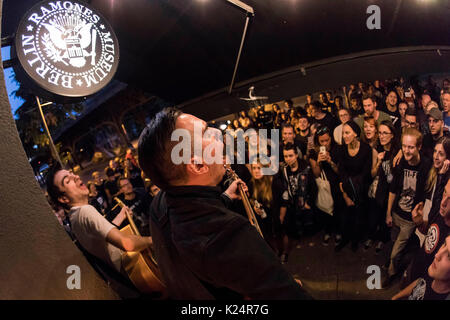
[408,275,450,300]
[390,158,430,221]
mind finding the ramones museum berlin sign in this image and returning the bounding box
[15,0,119,98]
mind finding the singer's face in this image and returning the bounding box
[176,113,225,183]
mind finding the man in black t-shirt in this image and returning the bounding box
[392,235,450,300]
[296,114,311,156]
[381,90,400,126]
[104,167,120,206]
[384,128,432,287]
[108,177,152,236]
[274,143,316,264]
[310,101,338,133]
[408,177,450,282]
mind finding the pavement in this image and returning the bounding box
[283,231,402,300]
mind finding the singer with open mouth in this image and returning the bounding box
[138,108,311,300]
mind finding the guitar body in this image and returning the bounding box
[120,225,167,297]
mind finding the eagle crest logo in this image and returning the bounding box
[41,14,97,68]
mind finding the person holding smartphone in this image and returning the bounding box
[309,125,343,247]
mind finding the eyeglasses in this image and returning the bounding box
[379,131,392,136]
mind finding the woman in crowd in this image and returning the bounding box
[366,120,400,252]
[249,162,276,250]
[336,120,376,252]
[333,107,351,145]
[362,116,380,150]
[309,125,344,246]
[424,136,450,201]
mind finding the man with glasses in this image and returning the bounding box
[404,107,419,129]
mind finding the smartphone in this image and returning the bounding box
[320,146,326,154]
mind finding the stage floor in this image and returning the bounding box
[283,231,402,300]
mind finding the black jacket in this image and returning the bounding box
[149,185,311,300]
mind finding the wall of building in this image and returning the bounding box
[0,2,118,299]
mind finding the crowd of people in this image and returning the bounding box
[46,75,450,300]
[223,76,450,298]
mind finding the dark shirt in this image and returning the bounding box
[410,173,450,280]
[374,146,399,208]
[349,107,365,118]
[149,185,311,300]
[108,189,152,236]
[380,104,400,127]
[408,275,450,300]
[295,134,309,158]
[277,161,317,211]
[336,142,373,205]
[104,178,119,199]
[313,113,338,132]
[88,194,107,215]
[127,166,145,189]
[390,157,431,221]
[309,145,340,188]
[94,180,107,202]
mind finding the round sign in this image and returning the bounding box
[15,0,120,98]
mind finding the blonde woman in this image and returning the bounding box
[249,162,276,250]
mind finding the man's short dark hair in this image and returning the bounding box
[405,107,417,117]
[283,142,298,154]
[298,111,309,120]
[45,162,66,209]
[117,176,130,190]
[105,167,115,177]
[310,101,322,112]
[138,107,184,189]
[281,122,294,132]
[362,93,376,104]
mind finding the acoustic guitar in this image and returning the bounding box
[114,197,167,298]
